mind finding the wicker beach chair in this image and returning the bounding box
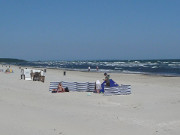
[33,72,41,81]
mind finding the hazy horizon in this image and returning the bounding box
[1,57,180,62]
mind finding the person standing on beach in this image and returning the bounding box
[95,80,101,93]
[96,66,99,71]
[88,66,91,72]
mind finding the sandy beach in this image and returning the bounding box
[0,65,180,135]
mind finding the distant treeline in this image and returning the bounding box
[0,58,26,63]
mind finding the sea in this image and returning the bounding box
[12,59,180,77]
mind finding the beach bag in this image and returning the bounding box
[65,87,69,92]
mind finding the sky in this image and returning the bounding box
[0,0,180,61]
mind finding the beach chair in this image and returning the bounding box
[23,69,32,80]
[31,71,45,82]
[33,72,41,81]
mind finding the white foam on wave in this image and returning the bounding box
[172,62,180,64]
[152,66,158,69]
[24,60,180,76]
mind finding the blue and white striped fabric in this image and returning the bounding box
[77,82,89,92]
[62,81,77,91]
[49,81,96,92]
[49,82,61,91]
[49,82,131,95]
[104,85,131,96]
[88,82,95,92]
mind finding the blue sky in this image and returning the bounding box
[0,0,180,61]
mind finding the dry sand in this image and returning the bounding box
[0,65,180,135]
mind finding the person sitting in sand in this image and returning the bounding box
[103,72,110,86]
[52,82,65,93]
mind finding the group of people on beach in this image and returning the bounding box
[52,72,110,94]
[95,72,110,93]
[88,66,99,72]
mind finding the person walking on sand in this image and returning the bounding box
[88,66,91,72]
[96,66,99,71]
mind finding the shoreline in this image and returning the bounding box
[2,63,180,78]
[2,58,180,77]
